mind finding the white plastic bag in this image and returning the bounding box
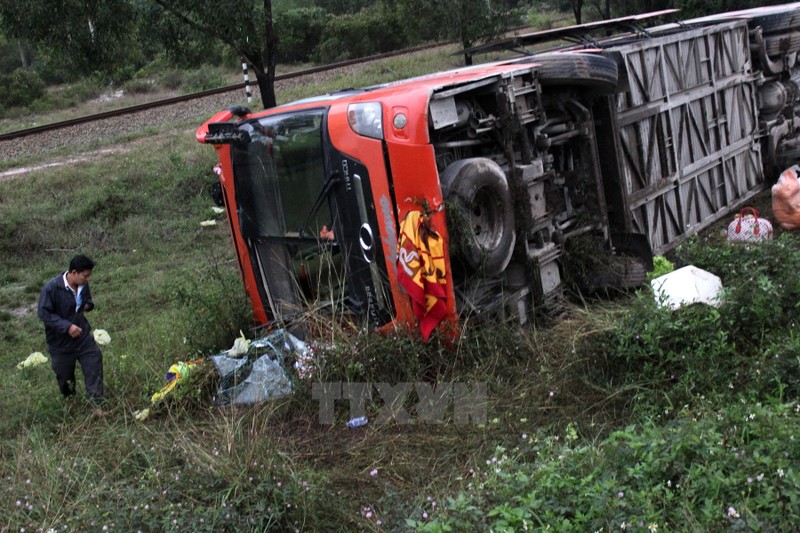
[650,265,723,310]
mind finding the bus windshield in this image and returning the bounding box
[231,109,331,241]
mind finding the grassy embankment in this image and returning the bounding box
[3,36,800,533]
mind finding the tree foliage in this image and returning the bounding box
[0,68,45,107]
[274,7,329,64]
[0,0,531,108]
[312,4,406,63]
[392,0,524,49]
[0,0,139,82]
[151,0,278,108]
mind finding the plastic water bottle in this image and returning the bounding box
[347,416,368,428]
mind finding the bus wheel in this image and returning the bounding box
[440,158,516,277]
[532,52,619,94]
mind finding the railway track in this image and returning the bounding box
[0,42,455,163]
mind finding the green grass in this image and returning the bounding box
[3,33,800,532]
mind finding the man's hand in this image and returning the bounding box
[68,324,83,338]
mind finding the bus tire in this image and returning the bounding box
[532,52,619,94]
[440,158,516,277]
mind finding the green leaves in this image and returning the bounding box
[1,0,139,82]
[413,401,800,531]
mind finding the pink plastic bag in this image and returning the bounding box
[772,166,800,230]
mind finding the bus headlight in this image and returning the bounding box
[347,102,383,139]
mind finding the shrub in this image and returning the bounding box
[135,56,186,90]
[61,78,104,102]
[313,8,406,63]
[275,7,329,63]
[182,65,228,93]
[409,400,800,531]
[122,77,156,95]
[678,233,800,351]
[647,255,675,281]
[527,10,555,29]
[0,68,45,108]
[588,232,800,414]
[156,68,186,90]
[608,293,738,412]
[170,260,253,356]
[0,39,22,74]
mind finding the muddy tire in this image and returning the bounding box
[531,53,619,94]
[440,158,516,277]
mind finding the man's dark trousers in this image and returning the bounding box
[50,341,104,401]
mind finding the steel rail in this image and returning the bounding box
[0,41,452,142]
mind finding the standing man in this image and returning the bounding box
[38,254,106,415]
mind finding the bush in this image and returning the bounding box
[171,261,252,356]
[182,65,228,93]
[0,68,45,108]
[313,8,406,63]
[678,233,800,351]
[122,77,156,95]
[647,255,674,281]
[410,400,800,531]
[527,10,556,29]
[275,7,329,63]
[588,232,800,415]
[0,39,22,74]
[134,56,187,90]
[156,69,186,90]
[609,293,738,412]
[61,78,104,103]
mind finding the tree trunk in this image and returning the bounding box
[253,64,277,109]
[572,0,583,24]
[259,0,278,109]
[18,39,32,69]
[462,39,473,66]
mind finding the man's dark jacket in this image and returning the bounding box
[38,273,95,356]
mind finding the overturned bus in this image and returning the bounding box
[196,3,800,340]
